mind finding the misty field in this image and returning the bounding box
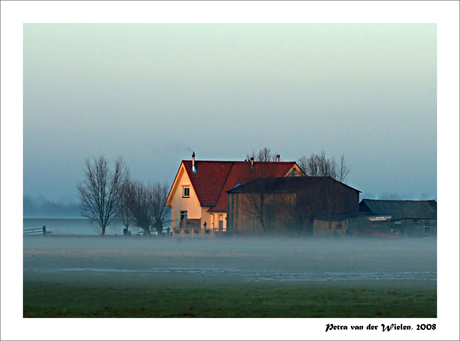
[23,236,437,318]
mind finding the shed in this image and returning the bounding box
[226,176,361,235]
[350,199,437,236]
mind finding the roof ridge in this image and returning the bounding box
[182,160,297,163]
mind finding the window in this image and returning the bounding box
[413,220,419,225]
[183,187,190,198]
[424,220,431,234]
[180,211,187,221]
[218,214,224,232]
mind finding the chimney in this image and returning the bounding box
[191,152,197,173]
[276,154,280,162]
[250,157,254,169]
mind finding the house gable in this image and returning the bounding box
[166,163,198,207]
[285,164,304,177]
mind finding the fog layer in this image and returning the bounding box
[24,237,436,287]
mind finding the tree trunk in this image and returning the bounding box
[152,221,162,236]
[140,226,151,236]
[101,226,106,236]
[260,221,267,236]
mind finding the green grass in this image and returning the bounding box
[23,282,436,318]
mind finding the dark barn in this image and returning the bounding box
[226,177,360,235]
[348,199,438,237]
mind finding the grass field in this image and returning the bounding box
[23,282,436,318]
[23,236,437,318]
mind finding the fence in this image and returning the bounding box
[23,226,50,236]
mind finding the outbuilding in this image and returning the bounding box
[226,176,361,235]
[348,199,437,237]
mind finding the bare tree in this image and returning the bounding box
[150,182,170,236]
[319,179,339,231]
[379,192,401,200]
[298,148,350,183]
[242,192,269,235]
[124,181,170,236]
[124,180,153,236]
[290,200,314,236]
[246,147,278,162]
[240,191,299,236]
[78,156,129,236]
[118,181,135,234]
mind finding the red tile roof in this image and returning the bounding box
[182,161,233,206]
[181,160,301,212]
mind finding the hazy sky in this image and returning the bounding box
[23,23,438,202]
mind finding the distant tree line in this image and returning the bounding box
[77,156,170,236]
[23,195,81,218]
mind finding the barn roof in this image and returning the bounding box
[359,199,437,220]
[227,176,361,194]
[174,160,301,211]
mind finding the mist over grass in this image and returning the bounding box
[24,237,437,282]
[23,236,436,318]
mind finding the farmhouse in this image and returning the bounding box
[165,154,436,238]
[226,176,361,235]
[165,153,304,235]
[348,199,437,237]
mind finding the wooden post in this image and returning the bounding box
[43,226,46,236]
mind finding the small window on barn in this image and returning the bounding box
[423,221,431,234]
[183,187,190,198]
[180,211,188,221]
[413,220,419,225]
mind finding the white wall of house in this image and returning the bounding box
[208,212,227,232]
[201,207,213,230]
[169,165,202,230]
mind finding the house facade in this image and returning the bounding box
[165,153,304,235]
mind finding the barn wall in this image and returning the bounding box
[227,192,298,235]
[312,219,349,236]
[227,183,359,235]
[347,217,437,236]
[296,181,359,218]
